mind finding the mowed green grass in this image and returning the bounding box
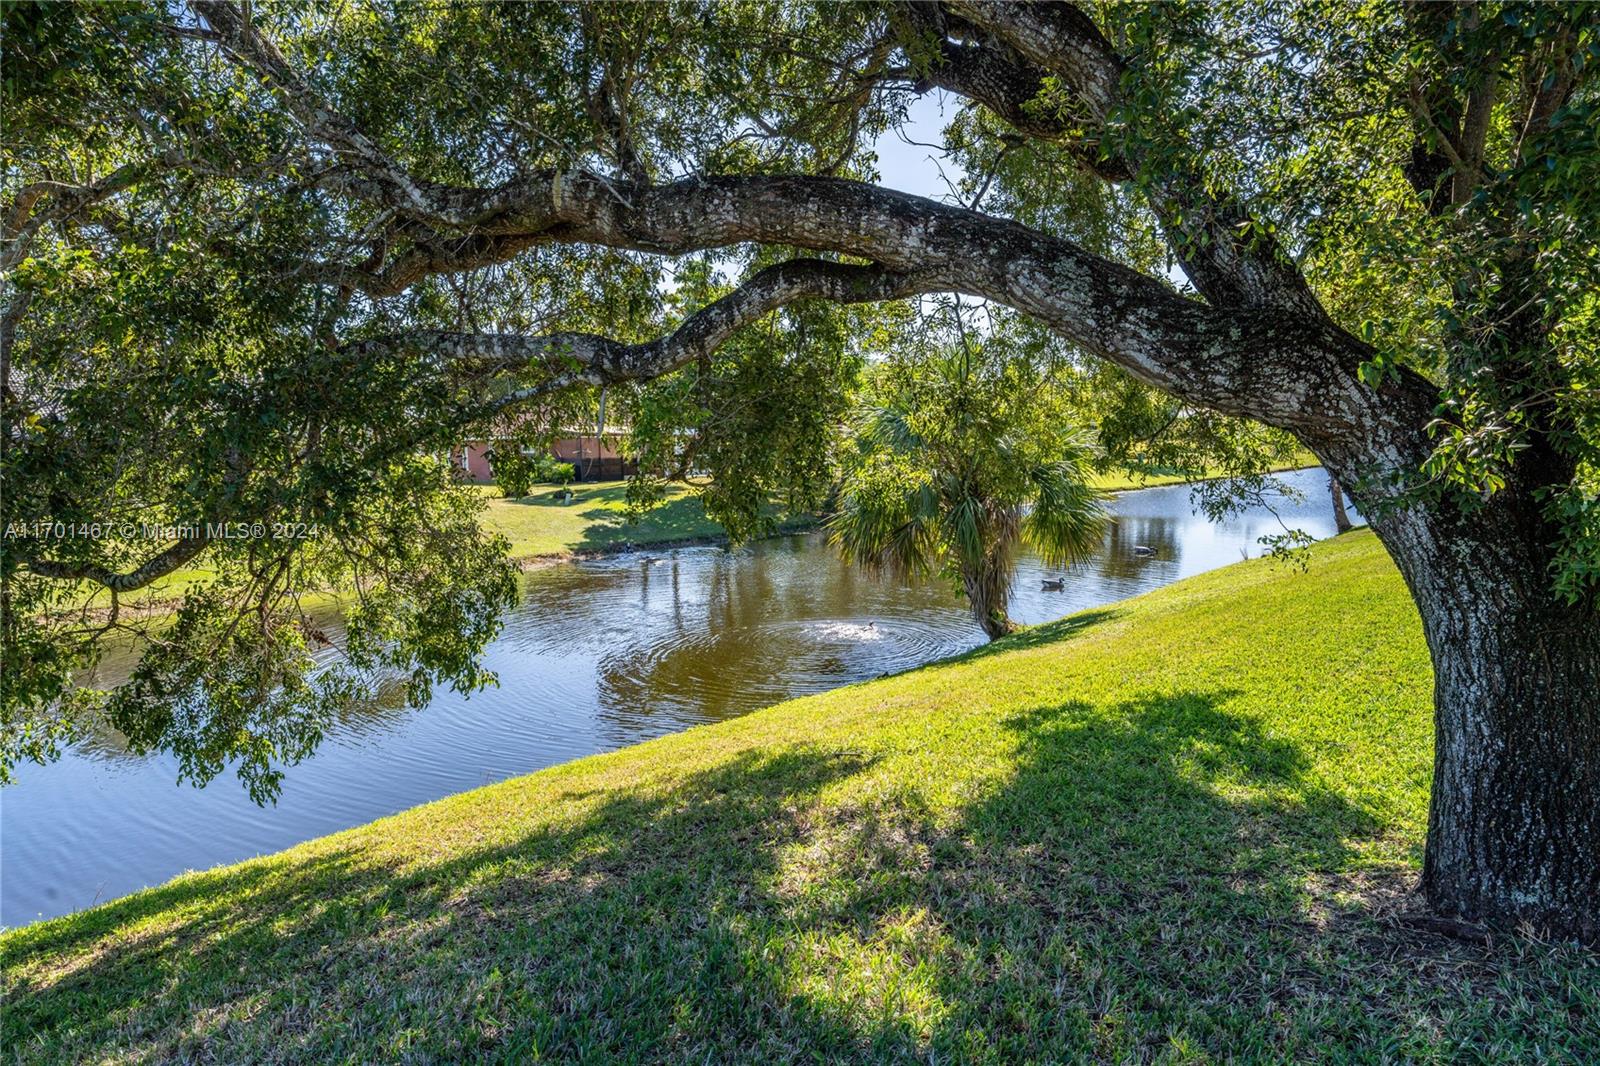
[478,481,748,559]
[4,531,1595,1063]
[1086,451,1320,492]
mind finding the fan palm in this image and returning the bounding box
[829,350,1106,640]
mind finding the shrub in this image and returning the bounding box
[488,448,540,498]
[537,459,575,487]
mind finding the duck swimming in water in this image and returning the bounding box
[1041,578,1065,591]
[1132,545,1156,557]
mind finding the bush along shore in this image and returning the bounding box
[4,530,1596,1063]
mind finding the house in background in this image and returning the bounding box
[450,426,636,484]
[549,430,636,481]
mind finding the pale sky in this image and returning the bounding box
[869,92,969,202]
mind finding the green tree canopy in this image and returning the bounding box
[832,325,1106,639]
[3,1,1597,935]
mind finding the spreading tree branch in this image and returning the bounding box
[26,532,213,593]
[348,258,938,409]
[187,1,1428,448]
[940,1,1327,319]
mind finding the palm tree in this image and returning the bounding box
[829,349,1106,640]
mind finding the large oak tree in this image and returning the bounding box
[3,2,1596,938]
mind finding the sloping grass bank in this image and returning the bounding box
[5,531,1594,1062]
[1085,451,1320,492]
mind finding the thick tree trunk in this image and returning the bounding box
[1369,499,1600,941]
[194,0,1598,938]
[1425,607,1600,941]
[1328,475,1353,534]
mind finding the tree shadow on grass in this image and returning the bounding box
[495,484,630,508]
[570,498,722,552]
[754,690,1365,1058]
[5,693,1595,1063]
[3,745,887,1062]
[770,691,1597,1060]
[1,850,360,972]
[568,497,808,555]
[969,607,1122,658]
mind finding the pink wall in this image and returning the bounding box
[450,443,495,483]
[452,437,634,484]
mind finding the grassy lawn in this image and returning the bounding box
[1088,451,1321,492]
[6,530,1593,1062]
[478,481,798,559]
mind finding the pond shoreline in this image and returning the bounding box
[9,464,1346,930]
[508,460,1323,569]
[52,462,1321,617]
[12,531,1588,1065]
[512,518,821,570]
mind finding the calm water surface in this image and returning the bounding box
[1,467,1357,927]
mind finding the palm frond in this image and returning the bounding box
[1024,460,1107,569]
[860,403,922,456]
[827,463,941,577]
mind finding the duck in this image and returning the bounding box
[1131,545,1157,557]
[1041,578,1065,591]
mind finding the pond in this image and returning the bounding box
[1,467,1359,927]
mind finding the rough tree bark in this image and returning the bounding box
[919,1,1600,941]
[962,554,1016,641]
[1367,492,1600,940]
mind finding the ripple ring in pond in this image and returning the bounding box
[597,615,975,725]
